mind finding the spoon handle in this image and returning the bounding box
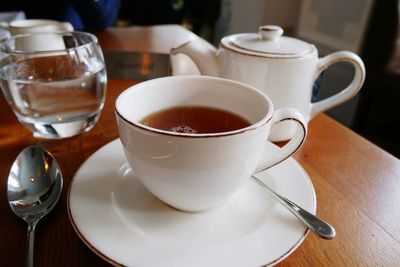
[251,175,336,239]
[26,221,38,267]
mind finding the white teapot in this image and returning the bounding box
[171,25,365,141]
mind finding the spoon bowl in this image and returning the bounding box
[7,145,63,267]
[251,174,335,239]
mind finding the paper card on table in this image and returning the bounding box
[104,51,171,80]
[98,25,202,79]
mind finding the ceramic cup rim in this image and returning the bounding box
[9,19,64,28]
[0,31,98,54]
[115,75,274,138]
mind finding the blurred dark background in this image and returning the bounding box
[117,0,221,43]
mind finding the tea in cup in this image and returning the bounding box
[115,76,307,212]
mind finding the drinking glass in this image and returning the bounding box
[0,31,107,139]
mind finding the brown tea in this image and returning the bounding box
[139,106,251,134]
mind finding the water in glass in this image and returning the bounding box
[0,32,107,139]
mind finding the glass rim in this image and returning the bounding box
[0,31,99,55]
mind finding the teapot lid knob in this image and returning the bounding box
[259,25,283,41]
[226,24,314,57]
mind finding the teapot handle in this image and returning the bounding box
[310,51,365,118]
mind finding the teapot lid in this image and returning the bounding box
[225,25,315,58]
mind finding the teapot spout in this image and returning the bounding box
[171,39,219,76]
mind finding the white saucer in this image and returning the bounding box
[68,139,316,267]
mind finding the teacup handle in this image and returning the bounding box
[0,21,74,33]
[0,22,10,29]
[254,108,306,173]
[59,22,74,32]
[311,51,365,118]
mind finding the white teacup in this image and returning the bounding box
[4,19,73,35]
[115,76,307,212]
[2,19,74,51]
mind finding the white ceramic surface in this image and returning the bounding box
[68,139,316,267]
[0,28,11,41]
[3,19,74,51]
[171,25,366,141]
[115,75,306,212]
[6,19,73,35]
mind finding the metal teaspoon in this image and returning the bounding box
[251,175,336,239]
[7,145,63,267]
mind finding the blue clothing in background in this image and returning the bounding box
[1,0,121,30]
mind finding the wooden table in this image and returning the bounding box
[1,29,400,266]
